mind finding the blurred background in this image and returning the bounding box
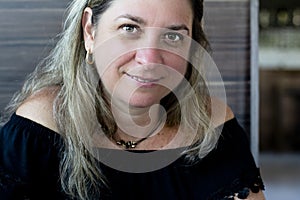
[259,0,300,199]
[0,0,299,199]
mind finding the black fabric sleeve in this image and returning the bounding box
[0,114,65,200]
[206,118,265,199]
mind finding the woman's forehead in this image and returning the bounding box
[99,0,193,26]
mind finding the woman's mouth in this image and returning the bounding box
[123,72,163,84]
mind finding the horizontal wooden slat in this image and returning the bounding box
[0,10,64,41]
[0,1,68,9]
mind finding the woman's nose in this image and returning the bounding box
[135,48,164,66]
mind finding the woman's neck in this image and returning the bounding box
[111,102,165,139]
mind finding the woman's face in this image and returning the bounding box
[84,0,193,108]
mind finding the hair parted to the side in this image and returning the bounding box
[2,0,218,199]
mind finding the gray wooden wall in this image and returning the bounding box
[204,0,259,160]
[0,0,69,116]
[0,0,257,154]
[204,0,253,132]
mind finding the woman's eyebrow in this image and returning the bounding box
[114,14,190,34]
[114,14,146,25]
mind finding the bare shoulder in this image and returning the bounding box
[16,86,60,133]
[210,97,235,127]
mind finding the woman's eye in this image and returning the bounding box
[120,24,138,33]
[164,32,184,42]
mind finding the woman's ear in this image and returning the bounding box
[82,7,95,51]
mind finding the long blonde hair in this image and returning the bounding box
[3,0,218,199]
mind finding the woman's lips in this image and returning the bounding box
[123,72,163,84]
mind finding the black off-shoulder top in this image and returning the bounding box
[0,114,264,200]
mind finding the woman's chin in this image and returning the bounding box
[127,97,161,109]
[110,90,169,110]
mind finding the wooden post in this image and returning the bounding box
[250,0,260,164]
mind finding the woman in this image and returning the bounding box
[0,0,265,199]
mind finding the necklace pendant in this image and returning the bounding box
[116,140,137,149]
[125,141,137,149]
